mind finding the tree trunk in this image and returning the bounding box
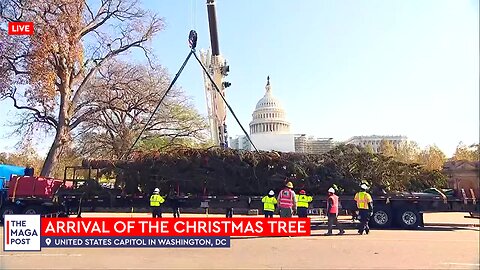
[40,121,71,177]
[40,128,67,177]
[41,82,72,177]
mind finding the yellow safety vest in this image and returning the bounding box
[261,196,277,211]
[150,194,165,207]
[354,191,372,209]
[296,195,313,208]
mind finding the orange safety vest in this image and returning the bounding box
[278,188,294,208]
[327,194,339,214]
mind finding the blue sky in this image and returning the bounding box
[0,0,478,157]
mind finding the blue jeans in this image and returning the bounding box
[226,208,233,218]
[358,209,370,234]
[297,207,308,218]
[151,207,162,218]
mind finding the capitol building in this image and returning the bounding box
[229,77,408,154]
[249,76,290,135]
[229,77,335,154]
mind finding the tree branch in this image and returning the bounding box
[4,90,58,128]
[72,35,154,106]
[79,1,116,39]
[69,107,104,129]
[4,57,29,75]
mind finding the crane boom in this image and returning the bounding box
[206,0,220,56]
[201,0,230,148]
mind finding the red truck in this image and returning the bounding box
[0,175,70,219]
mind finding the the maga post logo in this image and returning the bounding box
[4,215,41,251]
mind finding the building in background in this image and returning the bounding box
[345,135,407,153]
[442,160,480,198]
[229,135,251,151]
[229,77,295,152]
[294,135,336,154]
[246,77,295,152]
[230,77,338,154]
[249,77,291,135]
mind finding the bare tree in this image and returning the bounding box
[0,0,163,176]
[76,60,209,159]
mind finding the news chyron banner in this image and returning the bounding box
[4,215,311,251]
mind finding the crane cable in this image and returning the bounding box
[121,50,194,160]
[122,31,258,160]
[191,0,197,30]
[192,51,258,152]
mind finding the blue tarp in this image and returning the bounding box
[0,164,26,188]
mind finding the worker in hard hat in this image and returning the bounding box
[277,181,297,218]
[296,190,313,218]
[354,183,374,235]
[325,187,345,235]
[150,188,165,218]
[262,190,278,218]
[169,190,181,218]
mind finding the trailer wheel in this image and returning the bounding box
[370,206,392,228]
[1,206,19,222]
[396,208,420,229]
[23,205,46,215]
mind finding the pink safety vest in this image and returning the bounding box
[278,188,294,208]
[327,194,339,214]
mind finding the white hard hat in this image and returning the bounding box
[328,187,335,193]
[268,190,274,196]
[154,188,160,193]
[360,184,369,190]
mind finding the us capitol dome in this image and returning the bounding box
[230,76,336,154]
[249,76,291,135]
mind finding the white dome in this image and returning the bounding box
[249,77,290,134]
[255,91,283,110]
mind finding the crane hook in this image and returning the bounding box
[189,30,198,50]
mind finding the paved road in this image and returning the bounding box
[55,211,480,225]
[1,225,478,269]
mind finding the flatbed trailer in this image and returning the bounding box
[2,188,478,230]
[51,165,480,229]
[1,165,478,230]
[53,189,478,230]
[247,189,479,229]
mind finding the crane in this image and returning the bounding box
[124,0,256,159]
[200,0,231,149]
